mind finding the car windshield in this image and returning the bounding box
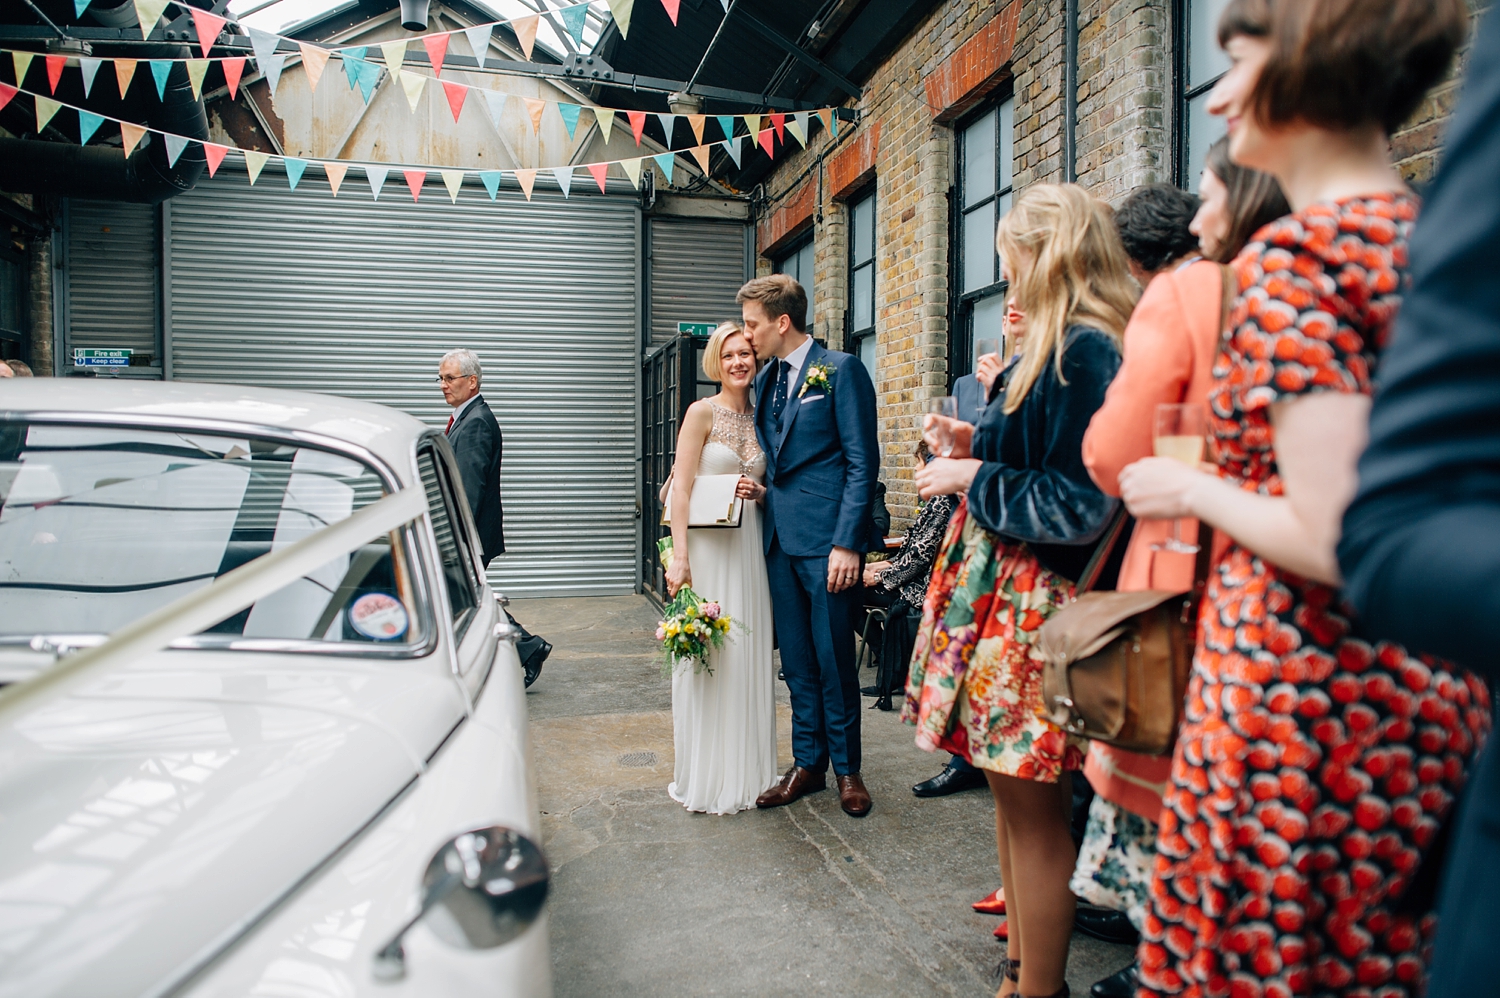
[0,421,424,649]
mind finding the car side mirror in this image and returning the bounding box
[372,826,549,982]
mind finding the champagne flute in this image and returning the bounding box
[975,337,1002,365]
[1152,403,1208,553]
[921,396,959,457]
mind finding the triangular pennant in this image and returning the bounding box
[403,169,426,201]
[203,142,228,177]
[594,107,615,143]
[190,8,226,57]
[465,25,492,68]
[656,113,675,145]
[620,157,642,189]
[743,113,760,137]
[74,0,90,14]
[514,15,539,61]
[244,149,269,184]
[479,170,502,200]
[422,33,449,77]
[481,89,507,126]
[261,54,287,96]
[690,143,710,173]
[514,168,536,201]
[284,156,307,189]
[441,169,465,203]
[79,57,102,97]
[148,60,172,100]
[589,161,610,192]
[0,83,14,114]
[653,151,675,185]
[342,47,368,89]
[607,0,634,39]
[298,43,330,92]
[757,128,774,158]
[45,55,65,94]
[829,109,839,138]
[558,101,581,140]
[688,114,705,144]
[400,70,426,112]
[77,110,104,144]
[627,109,646,145]
[119,121,147,157]
[114,57,137,96]
[132,0,170,35]
[442,80,467,121]
[552,165,574,198]
[379,40,407,75]
[816,107,833,134]
[660,0,680,25]
[524,97,545,133]
[789,112,808,147]
[770,112,786,143]
[365,164,389,199]
[323,160,348,195]
[185,59,209,100]
[560,3,589,46]
[249,27,280,69]
[33,95,62,132]
[12,53,34,91]
[353,58,380,102]
[720,134,742,167]
[163,132,189,167]
[716,114,734,140]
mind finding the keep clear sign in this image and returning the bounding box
[73,348,132,368]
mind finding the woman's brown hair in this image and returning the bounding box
[1218,0,1468,135]
[1204,136,1290,264]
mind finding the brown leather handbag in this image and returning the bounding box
[1038,512,1214,756]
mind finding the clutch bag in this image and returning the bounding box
[662,473,744,528]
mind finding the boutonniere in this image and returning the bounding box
[798,362,833,398]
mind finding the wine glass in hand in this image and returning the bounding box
[1152,403,1208,553]
[922,397,959,457]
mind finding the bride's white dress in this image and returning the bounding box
[668,403,778,814]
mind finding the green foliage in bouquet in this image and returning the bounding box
[655,538,734,676]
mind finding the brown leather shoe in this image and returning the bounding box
[836,774,872,816]
[755,765,827,808]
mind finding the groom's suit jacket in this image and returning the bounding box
[754,340,880,558]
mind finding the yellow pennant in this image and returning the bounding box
[243,149,270,185]
[689,144,710,174]
[132,0,170,33]
[594,107,615,143]
[33,96,62,132]
[12,52,34,88]
[514,168,536,201]
[743,113,761,137]
[513,15,539,61]
[621,156,642,189]
[607,0,634,39]
[380,40,407,75]
[688,114,706,144]
[441,169,465,203]
[119,121,147,157]
[323,161,349,196]
[524,97,545,133]
[185,59,209,100]
[787,116,806,147]
[400,70,426,111]
[298,43,331,93]
[114,58,138,96]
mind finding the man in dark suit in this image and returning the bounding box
[1337,11,1500,994]
[440,349,550,686]
[740,274,880,817]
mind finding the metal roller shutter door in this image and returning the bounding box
[65,199,161,374]
[647,217,748,350]
[166,164,641,597]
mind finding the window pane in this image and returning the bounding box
[972,294,1006,358]
[963,201,997,294]
[999,98,1015,191]
[1189,0,1233,88]
[1186,91,1227,192]
[962,108,996,208]
[852,262,874,332]
[418,451,478,622]
[798,241,815,329]
[857,333,877,375]
[852,194,875,264]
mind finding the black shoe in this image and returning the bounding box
[911,765,987,797]
[1073,907,1139,945]
[521,640,551,688]
[1090,962,1139,998]
[861,683,903,697]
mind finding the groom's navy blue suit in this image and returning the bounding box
[754,339,879,777]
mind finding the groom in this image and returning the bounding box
[738,274,880,817]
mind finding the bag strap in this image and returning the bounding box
[1074,503,1129,597]
[1192,526,1216,595]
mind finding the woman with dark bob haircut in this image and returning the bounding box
[1116,0,1490,996]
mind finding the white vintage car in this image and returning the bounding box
[0,380,550,997]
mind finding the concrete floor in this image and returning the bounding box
[514,595,1134,998]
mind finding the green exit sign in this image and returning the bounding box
[677,322,717,337]
[73,348,132,368]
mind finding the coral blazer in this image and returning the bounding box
[1080,259,1230,820]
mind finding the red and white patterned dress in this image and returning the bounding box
[1137,194,1491,998]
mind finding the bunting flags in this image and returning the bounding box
[661,0,680,25]
[688,114,705,144]
[403,169,426,201]
[627,109,646,145]
[185,60,209,100]
[594,107,615,143]
[743,113,760,137]
[653,151,674,185]
[422,34,448,77]
[0,84,14,113]
[400,71,425,112]
[620,156,642,189]
[608,0,634,39]
[148,60,171,100]
[120,121,146,157]
[342,47,367,88]
[262,54,288,95]
[12,52,33,88]
[79,57,102,97]
[552,165,573,198]
[514,168,536,201]
[770,112,785,144]
[299,43,331,92]
[74,0,89,15]
[284,157,308,189]
[441,169,465,202]
[721,134,742,167]
[588,161,610,192]
[249,28,280,69]
[514,15,539,61]
[790,111,809,147]
[132,0,170,34]
[656,113,675,145]
[33,95,61,132]
[560,3,589,46]
[164,132,189,167]
[757,128,774,157]
[689,144,710,173]
[524,97,545,133]
[222,58,245,100]
[114,58,136,97]
[191,8,227,57]
[244,149,270,184]
[716,115,734,141]
[558,101,581,140]
[77,109,104,143]
[379,40,407,76]
[479,170,502,200]
[345,54,380,103]
[464,25,492,68]
[324,160,348,194]
[45,55,65,94]
[204,142,229,177]
[365,164,389,199]
[481,89,507,126]
[442,80,467,121]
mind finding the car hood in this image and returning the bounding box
[0,650,468,998]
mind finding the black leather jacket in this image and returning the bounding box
[968,325,1122,582]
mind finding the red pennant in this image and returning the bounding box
[45,55,66,94]
[627,109,647,145]
[0,83,16,113]
[660,0,680,24]
[190,8,226,57]
[222,57,245,100]
[403,169,426,201]
[203,142,228,177]
[770,113,785,143]
[442,80,467,121]
[423,33,449,77]
[588,162,609,192]
[757,128,774,157]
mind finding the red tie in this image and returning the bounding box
[446,414,454,434]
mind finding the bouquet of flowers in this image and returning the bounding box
[656,538,733,675]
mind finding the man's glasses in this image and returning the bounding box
[436,374,475,384]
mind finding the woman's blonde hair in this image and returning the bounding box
[702,321,748,382]
[996,184,1138,413]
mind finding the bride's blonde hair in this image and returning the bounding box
[997,184,1138,413]
[702,321,747,382]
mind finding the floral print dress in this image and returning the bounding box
[1138,194,1491,998]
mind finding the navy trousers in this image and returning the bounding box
[765,536,863,776]
[1429,734,1500,997]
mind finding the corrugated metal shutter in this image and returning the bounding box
[65,199,161,373]
[165,164,641,597]
[647,217,748,349]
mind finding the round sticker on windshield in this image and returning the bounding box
[349,593,409,641]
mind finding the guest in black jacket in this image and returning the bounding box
[1337,9,1500,994]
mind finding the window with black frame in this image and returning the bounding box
[847,191,876,373]
[0,247,24,363]
[774,237,816,334]
[952,95,1014,383]
[1176,0,1232,187]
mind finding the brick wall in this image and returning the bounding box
[1074,0,1171,201]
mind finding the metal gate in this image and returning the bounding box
[164,162,641,597]
[645,216,749,350]
[61,199,162,376]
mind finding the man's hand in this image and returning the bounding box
[828,546,862,593]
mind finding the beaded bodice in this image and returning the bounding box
[703,402,766,479]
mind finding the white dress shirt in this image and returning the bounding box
[779,335,814,387]
[447,393,481,433]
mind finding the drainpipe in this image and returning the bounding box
[1064,0,1078,183]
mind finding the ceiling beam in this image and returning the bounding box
[731,8,863,101]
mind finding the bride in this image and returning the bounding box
[663,322,778,814]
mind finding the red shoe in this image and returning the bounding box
[973,887,1006,915]
[992,918,1008,939]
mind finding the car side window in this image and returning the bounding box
[417,448,479,632]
